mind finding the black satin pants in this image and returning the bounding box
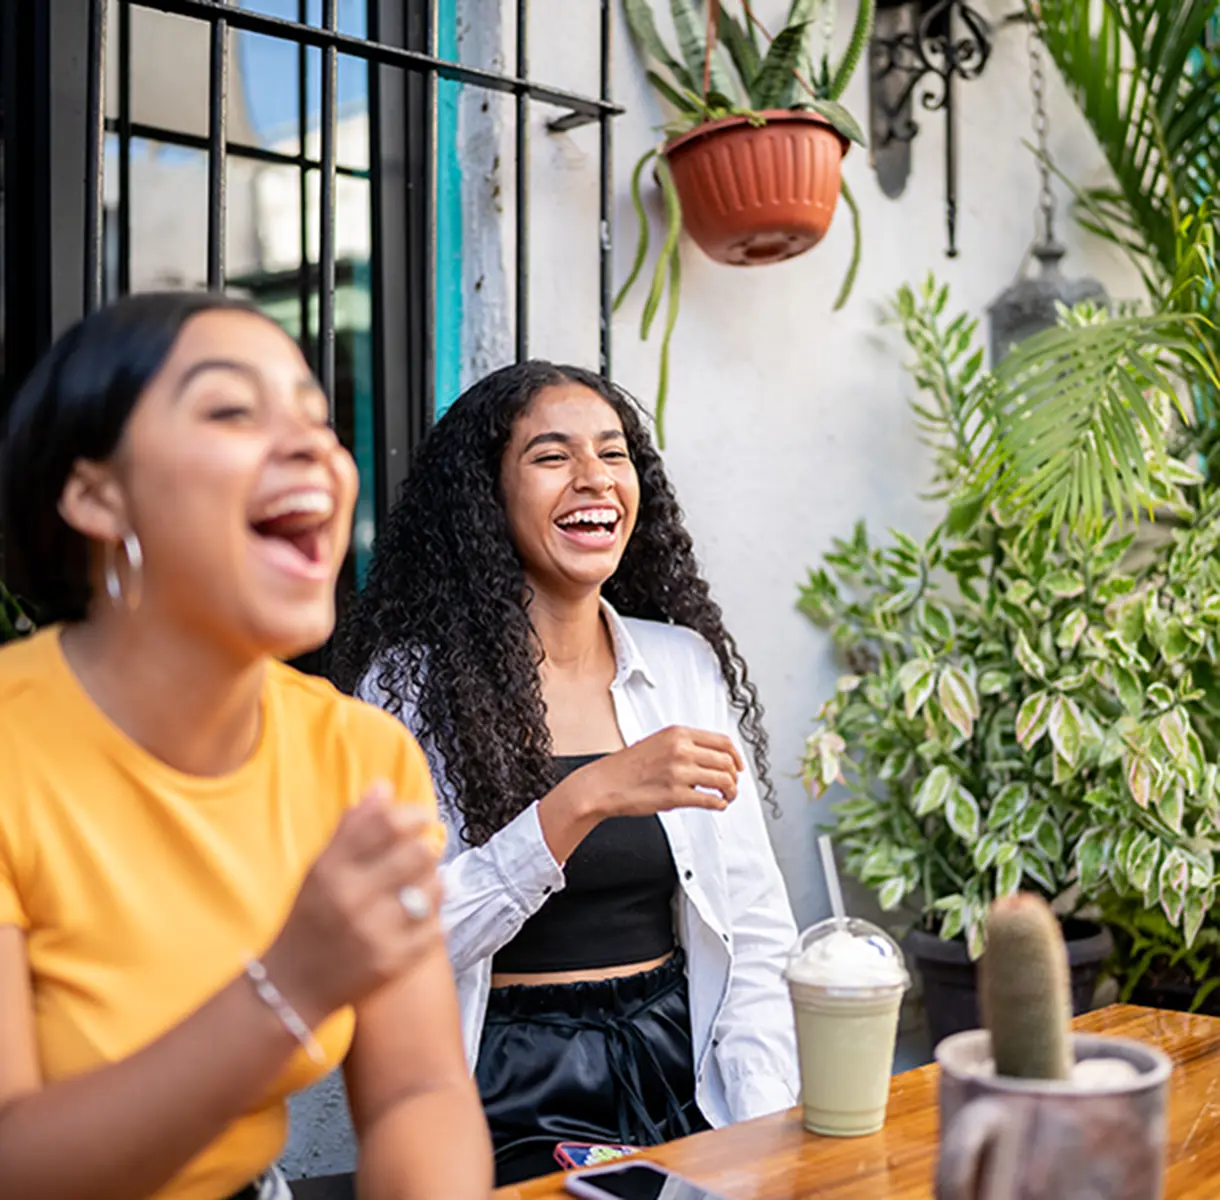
[475,951,711,1186]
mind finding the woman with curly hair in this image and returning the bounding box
[334,361,798,1185]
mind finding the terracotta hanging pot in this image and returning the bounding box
[662,109,850,267]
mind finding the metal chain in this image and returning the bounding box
[1028,21,1057,247]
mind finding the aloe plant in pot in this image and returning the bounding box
[619,0,874,444]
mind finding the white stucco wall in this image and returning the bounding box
[282,2,1147,1179]
[105,1,1148,1178]
[503,0,1143,929]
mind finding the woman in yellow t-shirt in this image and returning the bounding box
[0,294,492,1199]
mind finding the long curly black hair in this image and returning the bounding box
[332,361,774,846]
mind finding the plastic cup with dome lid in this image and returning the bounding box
[785,838,911,1136]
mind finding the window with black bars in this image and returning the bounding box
[1,0,621,642]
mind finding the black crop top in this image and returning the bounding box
[491,753,678,974]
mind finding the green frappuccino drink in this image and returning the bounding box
[786,917,910,1137]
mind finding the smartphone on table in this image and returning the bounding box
[554,1142,637,1170]
[563,1159,730,1200]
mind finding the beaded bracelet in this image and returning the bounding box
[244,958,325,1064]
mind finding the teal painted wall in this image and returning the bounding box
[434,0,463,420]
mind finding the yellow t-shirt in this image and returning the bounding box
[0,627,440,1199]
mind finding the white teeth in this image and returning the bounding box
[253,490,334,523]
[557,508,619,527]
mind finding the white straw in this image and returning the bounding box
[818,834,847,928]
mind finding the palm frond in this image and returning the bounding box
[962,314,1216,530]
[1033,151,1167,298]
[1038,0,1220,292]
[958,0,1220,529]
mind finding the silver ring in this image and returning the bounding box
[398,885,431,921]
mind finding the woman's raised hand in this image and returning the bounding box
[262,782,445,1025]
[539,727,742,863]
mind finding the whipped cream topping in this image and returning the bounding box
[787,925,909,990]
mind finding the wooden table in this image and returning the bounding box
[495,1005,1220,1199]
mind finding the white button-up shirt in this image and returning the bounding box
[361,602,800,1127]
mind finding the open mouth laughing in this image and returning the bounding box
[554,505,622,548]
[248,487,336,582]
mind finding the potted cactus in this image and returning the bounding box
[936,895,1171,1200]
[619,0,874,443]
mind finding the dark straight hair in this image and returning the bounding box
[0,291,264,623]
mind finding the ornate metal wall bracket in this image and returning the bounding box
[869,0,996,257]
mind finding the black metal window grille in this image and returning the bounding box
[94,0,620,497]
[4,0,621,517]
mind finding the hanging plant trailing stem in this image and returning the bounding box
[619,0,876,446]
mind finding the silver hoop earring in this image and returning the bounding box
[103,541,122,606]
[122,530,144,611]
[103,530,144,612]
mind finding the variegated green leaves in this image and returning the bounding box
[898,659,980,740]
[911,764,951,817]
[939,666,980,740]
[1082,824,1213,948]
[1073,520,1220,943]
[931,894,986,960]
[799,277,1220,971]
[1015,691,1087,779]
[945,782,980,843]
[803,729,845,794]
